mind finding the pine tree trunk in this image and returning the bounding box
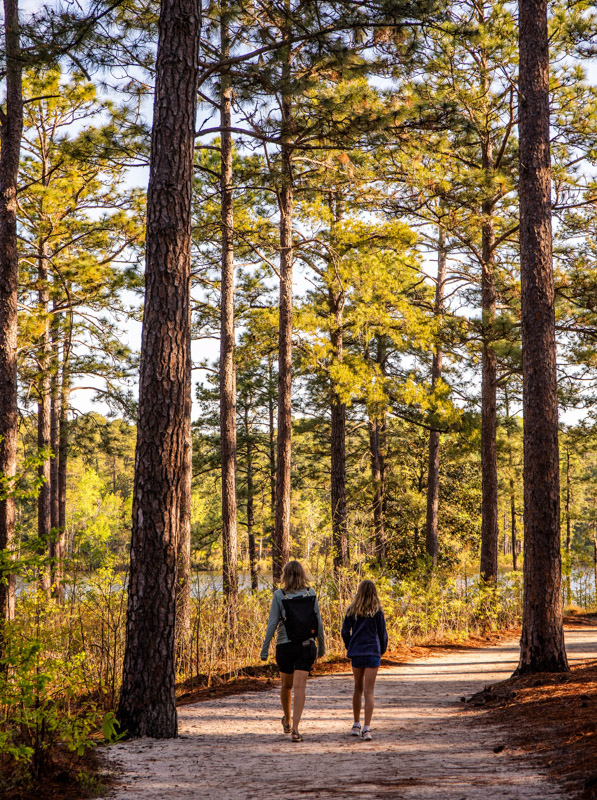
[176,365,192,672]
[0,0,23,631]
[245,404,258,592]
[565,449,571,605]
[273,47,293,585]
[510,477,518,572]
[368,415,386,561]
[57,347,70,557]
[480,172,499,581]
[118,0,201,738]
[330,301,349,569]
[219,0,238,605]
[50,308,62,597]
[37,242,52,595]
[330,391,349,569]
[268,355,276,520]
[516,0,568,674]
[425,224,446,567]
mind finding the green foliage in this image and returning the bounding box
[0,592,122,791]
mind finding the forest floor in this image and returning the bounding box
[98,623,597,800]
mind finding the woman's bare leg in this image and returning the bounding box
[280,672,293,725]
[291,669,308,731]
[363,667,379,727]
[352,666,365,723]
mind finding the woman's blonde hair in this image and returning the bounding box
[281,560,310,592]
[346,579,381,618]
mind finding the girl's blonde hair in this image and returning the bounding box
[281,560,310,592]
[346,579,381,618]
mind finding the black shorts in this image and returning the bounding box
[275,640,317,674]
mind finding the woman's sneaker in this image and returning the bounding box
[362,728,372,741]
[350,722,362,736]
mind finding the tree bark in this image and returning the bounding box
[479,135,499,583]
[118,0,201,738]
[244,403,258,592]
[425,223,446,567]
[57,342,70,557]
[267,354,276,520]
[37,241,52,595]
[273,41,293,585]
[516,0,568,674]
[330,294,349,570]
[219,0,238,605]
[565,448,571,605]
[510,476,518,572]
[50,309,60,536]
[176,358,192,671]
[0,0,23,630]
[368,417,386,561]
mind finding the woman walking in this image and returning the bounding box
[261,561,325,742]
[341,579,388,741]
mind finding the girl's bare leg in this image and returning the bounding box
[291,669,308,731]
[280,672,293,725]
[363,667,379,727]
[352,666,365,723]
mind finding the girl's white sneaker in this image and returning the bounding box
[362,728,372,741]
[350,723,362,736]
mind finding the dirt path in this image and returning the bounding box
[100,626,597,799]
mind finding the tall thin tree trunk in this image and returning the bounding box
[244,403,258,592]
[57,343,70,561]
[267,354,276,521]
[330,300,349,570]
[480,141,499,583]
[176,360,192,671]
[368,415,385,561]
[368,335,387,561]
[425,223,446,567]
[37,241,52,595]
[510,476,518,572]
[516,0,568,674]
[50,308,60,542]
[273,40,293,585]
[118,0,201,738]
[219,0,238,605]
[565,449,572,605]
[0,0,23,632]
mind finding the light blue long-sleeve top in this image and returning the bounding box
[260,587,325,660]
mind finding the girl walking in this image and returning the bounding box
[261,561,325,742]
[341,579,388,741]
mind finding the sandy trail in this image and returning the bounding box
[99,626,597,799]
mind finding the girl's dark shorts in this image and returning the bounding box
[276,640,317,674]
[350,655,381,669]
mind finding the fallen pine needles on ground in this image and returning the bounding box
[466,616,597,800]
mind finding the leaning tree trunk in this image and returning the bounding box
[516,0,568,674]
[219,0,238,606]
[118,0,201,738]
[273,43,293,585]
[0,0,23,633]
[425,223,446,567]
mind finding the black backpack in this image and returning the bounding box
[281,591,319,644]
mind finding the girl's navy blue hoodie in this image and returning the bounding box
[341,609,388,659]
